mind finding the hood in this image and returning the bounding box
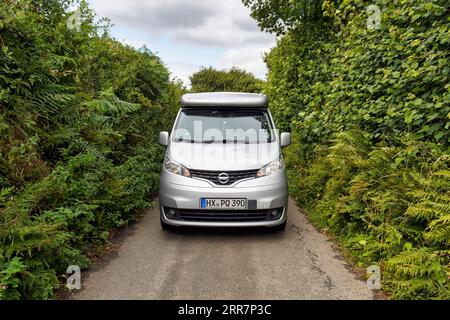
[168,142,280,171]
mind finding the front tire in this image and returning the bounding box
[160,218,174,231]
[272,221,287,232]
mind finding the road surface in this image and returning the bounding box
[71,199,373,299]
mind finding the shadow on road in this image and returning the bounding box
[162,226,286,238]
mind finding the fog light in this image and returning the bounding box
[168,209,177,217]
[270,209,280,218]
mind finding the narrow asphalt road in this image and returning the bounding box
[72,198,373,300]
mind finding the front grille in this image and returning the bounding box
[164,208,283,222]
[189,169,259,185]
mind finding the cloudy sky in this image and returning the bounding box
[87,0,276,86]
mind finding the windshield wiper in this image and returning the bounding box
[201,139,215,144]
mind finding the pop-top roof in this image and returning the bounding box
[180,92,268,108]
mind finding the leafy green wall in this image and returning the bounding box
[190,67,264,93]
[245,0,450,299]
[0,0,183,299]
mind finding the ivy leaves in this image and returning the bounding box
[250,0,450,299]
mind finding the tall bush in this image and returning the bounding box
[0,0,183,299]
[245,0,450,298]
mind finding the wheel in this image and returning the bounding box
[160,218,174,231]
[272,221,287,232]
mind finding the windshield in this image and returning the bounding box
[172,109,274,144]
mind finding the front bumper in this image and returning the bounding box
[159,170,288,227]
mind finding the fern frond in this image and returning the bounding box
[70,137,108,162]
[32,93,82,121]
[405,201,450,222]
[85,92,142,114]
[338,130,372,158]
[425,214,450,245]
[406,189,440,201]
[433,170,450,179]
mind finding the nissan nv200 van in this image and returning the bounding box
[158,92,290,230]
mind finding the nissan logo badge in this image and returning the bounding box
[218,173,229,184]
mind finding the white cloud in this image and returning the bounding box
[91,0,214,32]
[89,0,276,85]
[218,44,275,80]
[171,1,274,48]
[166,61,202,86]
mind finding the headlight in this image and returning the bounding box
[164,156,191,177]
[257,155,284,177]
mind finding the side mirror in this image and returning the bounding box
[280,132,291,148]
[159,131,169,146]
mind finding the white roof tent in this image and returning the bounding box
[181,92,268,108]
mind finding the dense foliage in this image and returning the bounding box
[243,0,330,35]
[245,0,450,299]
[0,0,183,299]
[190,67,264,93]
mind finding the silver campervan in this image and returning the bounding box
[158,92,290,230]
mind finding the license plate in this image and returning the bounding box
[200,198,247,209]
